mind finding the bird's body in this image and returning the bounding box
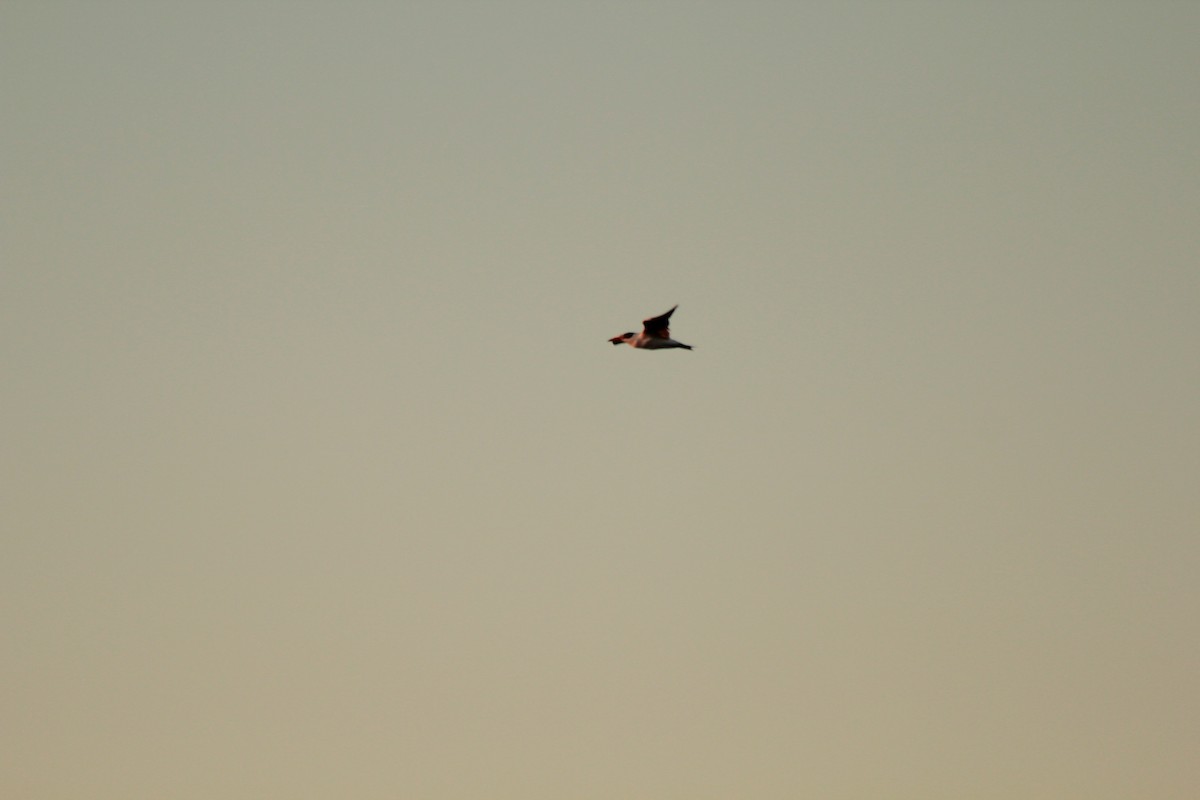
[609,305,693,351]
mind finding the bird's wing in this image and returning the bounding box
[642,305,678,339]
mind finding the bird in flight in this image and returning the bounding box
[609,305,693,351]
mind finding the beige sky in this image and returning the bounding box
[3,2,1198,798]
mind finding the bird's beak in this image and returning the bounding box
[609,337,624,345]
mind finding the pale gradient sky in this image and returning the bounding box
[3,2,1198,798]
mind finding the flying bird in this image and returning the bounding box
[609,305,693,351]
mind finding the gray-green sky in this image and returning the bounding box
[3,2,1198,798]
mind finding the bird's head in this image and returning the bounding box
[609,332,635,345]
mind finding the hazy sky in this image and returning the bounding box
[3,2,1198,798]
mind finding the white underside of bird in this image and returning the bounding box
[621,333,692,349]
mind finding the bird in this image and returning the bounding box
[609,305,693,350]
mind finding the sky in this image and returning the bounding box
[2,2,1198,798]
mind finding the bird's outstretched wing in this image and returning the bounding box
[642,305,678,339]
